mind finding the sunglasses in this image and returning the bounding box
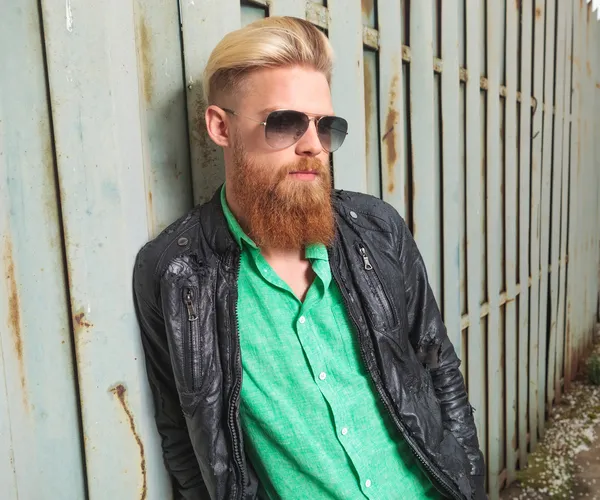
[221,108,348,153]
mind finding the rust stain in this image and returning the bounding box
[4,237,27,405]
[383,72,400,194]
[73,309,93,333]
[596,83,600,90]
[535,6,542,19]
[587,61,592,77]
[110,384,147,500]
[364,61,374,163]
[515,0,521,10]
[361,0,374,17]
[137,14,153,104]
[147,191,153,215]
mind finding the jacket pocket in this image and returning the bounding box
[182,286,201,391]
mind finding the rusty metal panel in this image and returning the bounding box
[267,0,306,18]
[546,0,567,409]
[566,0,582,389]
[363,50,382,198]
[555,0,574,408]
[465,0,487,471]
[180,0,241,206]
[39,0,172,497]
[409,0,441,301]
[0,2,85,499]
[486,0,504,494]
[518,0,533,469]
[378,0,407,218]
[328,0,368,193]
[536,0,557,438]
[133,0,194,238]
[440,0,462,358]
[504,0,519,482]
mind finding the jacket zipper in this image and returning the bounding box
[184,287,199,391]
[357,245,397,327]
[228,254,246,499]
[330,249,463,500]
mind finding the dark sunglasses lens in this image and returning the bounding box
[265,111,309,149]
[317,116,348,152]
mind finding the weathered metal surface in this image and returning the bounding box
[528,0,545,440]
[0,1,86,499]
[440,0,462,358]
[328,0,368,193]
[409,0,441,301]
[0,2,88,499]
[39,0,172,497]
[486,0,504,495]
[518,0,533,469]
[504,0,519,482]
[133,0,194,238]
[537,0,557,439]
[378,0,406,218]
[180,0,241,206]
[556,0,574,404]
[546,0,567,410]
[363,50,381,198]
[465,0,487,471]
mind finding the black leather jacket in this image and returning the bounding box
[133,189,486,500]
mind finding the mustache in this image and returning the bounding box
[284,157,329,174]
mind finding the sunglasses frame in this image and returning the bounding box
[220,107,348,153]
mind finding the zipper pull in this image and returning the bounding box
[185,289,198,322]
[359,246,373,271]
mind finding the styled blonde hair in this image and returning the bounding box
[202,16,334,105]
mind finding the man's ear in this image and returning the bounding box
[205,105,231,147]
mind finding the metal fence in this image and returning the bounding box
[1,0,599,499]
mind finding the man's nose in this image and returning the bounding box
[295,120,322,157]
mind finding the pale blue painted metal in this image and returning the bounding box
[0,2,85,499]
[328,0,368,193]
[267,0,306,18]
[440,0,462,360]
[518,0,533,469]
[39,0,172,497]
[486,0,504,495]
[242,3,267,25]
[133,0,194,238]
[537,0,557,438]
[409,0,440,302]
[378,0,406,218]
[529,0,546,446]
[180,0,241,206]
[504,0,519,482]
[556,0,574,403]
[547,0,567,409]
[363,50,382,198]
[465,0,487,472]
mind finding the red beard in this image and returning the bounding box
[230,140,335,250]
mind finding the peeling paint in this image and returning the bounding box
[110,384,147,500]
[4,237,27,406]
[65,0,73,32]
[73,309,93,333]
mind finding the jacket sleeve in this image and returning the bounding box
[397,216,486,499]
[133,258,210,500]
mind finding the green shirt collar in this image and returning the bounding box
[220,185,329,261]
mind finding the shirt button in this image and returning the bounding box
[341,427,348,436]
[319,372,327,380]
[299,316,306,324]
[365,480,372,488]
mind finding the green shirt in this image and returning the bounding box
[221,187,440,500]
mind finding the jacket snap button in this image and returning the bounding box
[177,237,189,246]
[350,211,358,219]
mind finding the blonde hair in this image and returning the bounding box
[202,16,333,105]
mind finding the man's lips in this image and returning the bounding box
[289,171,319,180]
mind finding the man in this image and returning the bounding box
[133,16,485,500]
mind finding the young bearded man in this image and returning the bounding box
[133,16,485,500]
